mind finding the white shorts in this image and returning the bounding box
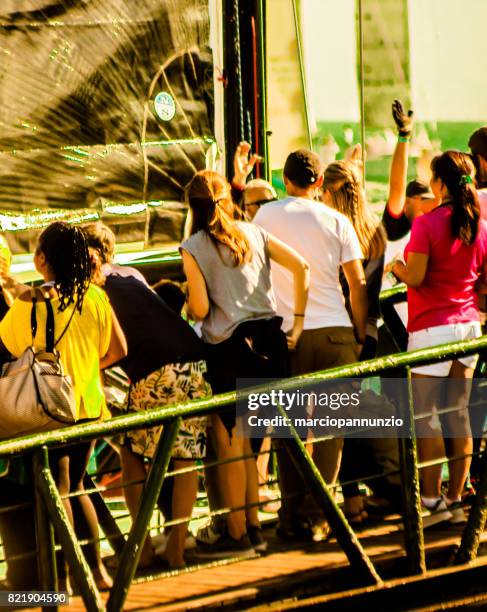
[408,322,481,376]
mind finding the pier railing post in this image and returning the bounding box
[37,448,104,611]
[398,368,426,574]
[33,447,58,612]
[455,449,487,564]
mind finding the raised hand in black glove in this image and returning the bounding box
[392,98,414,137]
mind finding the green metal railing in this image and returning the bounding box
[1,331,487,611]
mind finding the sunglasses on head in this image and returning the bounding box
[244,197,277,208]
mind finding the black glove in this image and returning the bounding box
[359,335,378,362]
[392,99,413,137]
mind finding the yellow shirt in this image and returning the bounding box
[0,284,112,420]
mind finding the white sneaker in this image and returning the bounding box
[444,499,467,524]
[153,532,197,556]
[421,498,453,528]
[196,522,223,546]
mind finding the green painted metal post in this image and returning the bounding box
[33,448,58,612]
[291,0,313,150]
[397,368,426,574]
[256,0,269,180]
[277,405,382,586]
[84,474,126,556]
[38,460,103,611]
[455,450,487,564]
[107,417,182,612]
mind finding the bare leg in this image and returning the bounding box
[120,446,154,566]
[312,438,344,486]
[304,437,344,527]
[54,443,113,590]
[443,361,474,501]
[256,437,270,487]
[243,437,261,528]
[211,415,247,540]
[163,460,198,568]
[412,373,447,498]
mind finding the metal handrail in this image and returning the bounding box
[1,334,486,459]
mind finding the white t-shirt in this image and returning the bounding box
[254,196,363,331]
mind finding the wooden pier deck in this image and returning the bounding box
[61,516,487,611]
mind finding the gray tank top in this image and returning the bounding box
[181,222,277,344]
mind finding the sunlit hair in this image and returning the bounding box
[37,222,91,312]
[82,222,116,264]
[186,170,251,266]
[431,151,480,246]
[322,161,386,260]
[82,221,116,286]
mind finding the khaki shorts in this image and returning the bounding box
[291,326,359,376]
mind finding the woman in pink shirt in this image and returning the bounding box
[388,151,487,527]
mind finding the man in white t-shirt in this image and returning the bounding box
[254,149,368,539]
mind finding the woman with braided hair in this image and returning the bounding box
[387,151,487,527]
[0,221,127,589]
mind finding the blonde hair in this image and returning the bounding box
[186,170,251,266]
[323,161,386,260]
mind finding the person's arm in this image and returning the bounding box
[100,310,127,370]
[0,255,29,308]
[232,141,262,189]
[387,99,414,217]
[342,259,367,344]
[267,233,310,350]
[181,249,210,321]
[386,252,428,288]
[388,141,409,217]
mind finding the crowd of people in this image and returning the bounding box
[1,100,487,588]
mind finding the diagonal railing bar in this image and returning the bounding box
[36,451,104,611]
[107,417,181,612]
[276,404,382,586]
[455,449,487,564]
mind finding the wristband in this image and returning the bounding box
[398,135,411,143]
[294,313,305,317]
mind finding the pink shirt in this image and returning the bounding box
[405,205,487,332]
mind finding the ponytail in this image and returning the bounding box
[323,161,386,260]
[431,151,480,246]
[187,171,251,266]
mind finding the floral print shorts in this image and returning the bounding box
[125,360,211,460]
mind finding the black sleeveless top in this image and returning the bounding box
[103,271,204,383]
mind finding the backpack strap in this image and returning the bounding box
[32,286,77,352]
[43,297,56,353]
[30,287,38,344]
